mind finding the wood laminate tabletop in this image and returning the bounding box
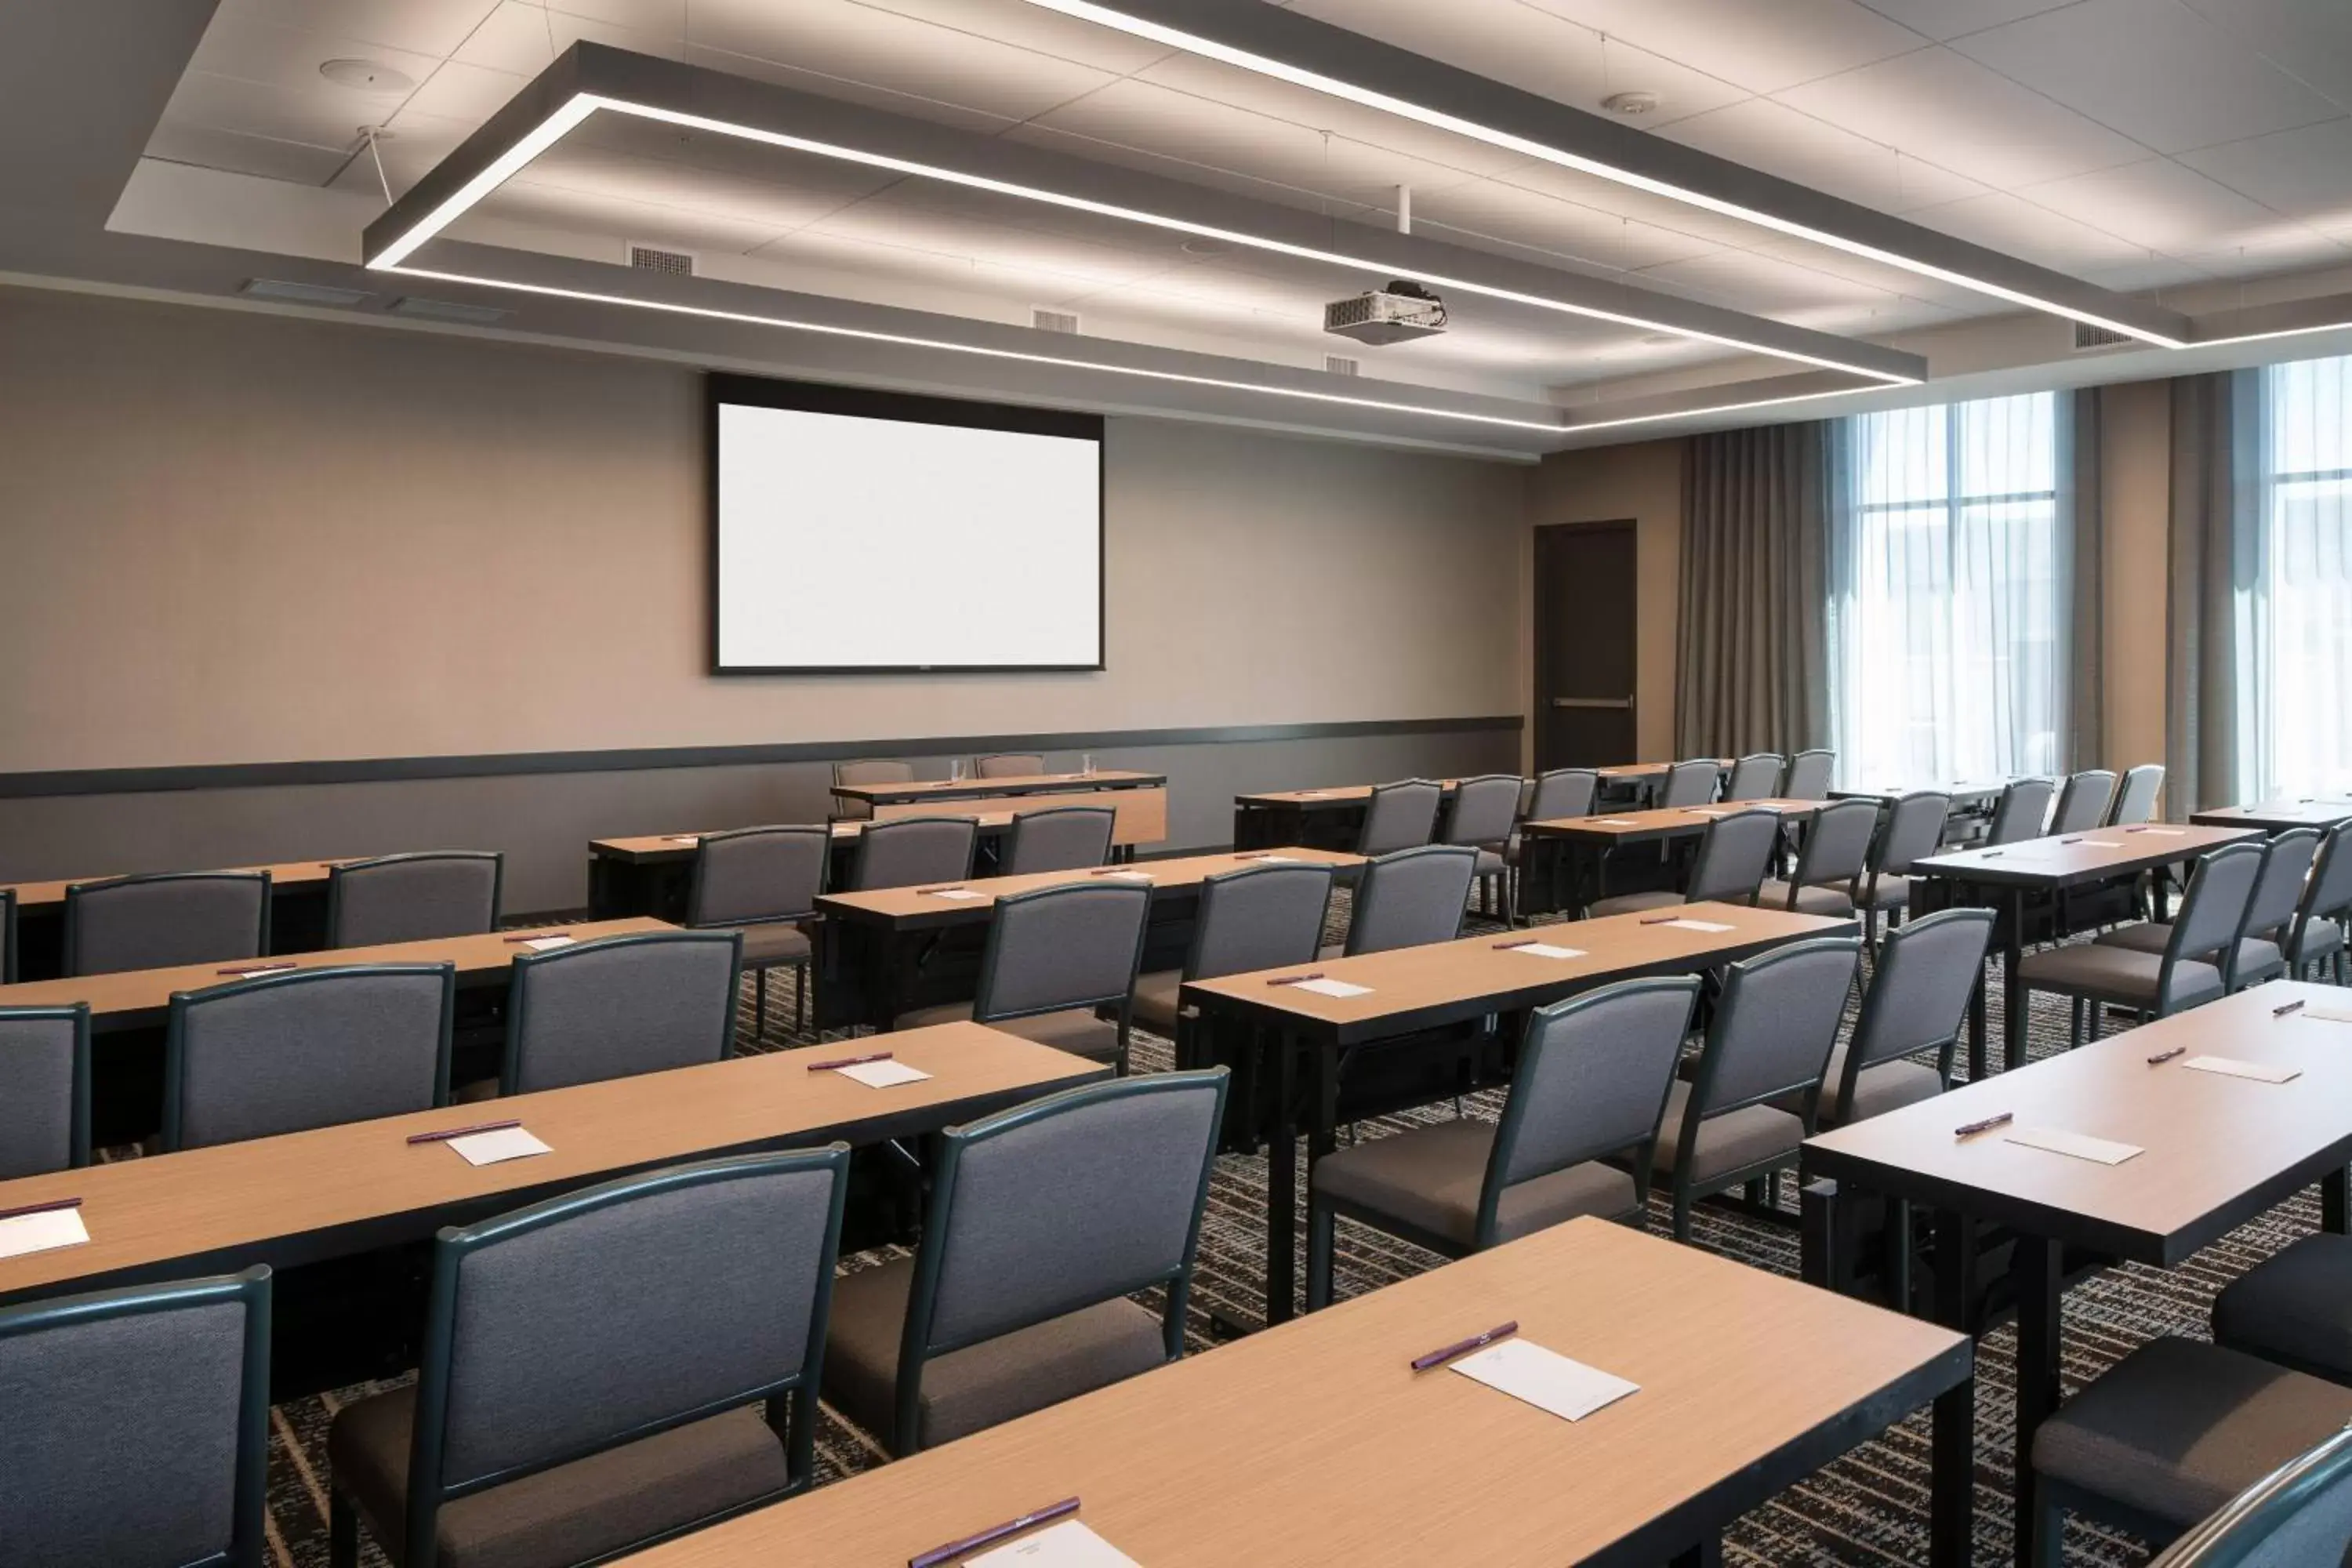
[831,771,1163,804]
[1522,800,1824,848]
[1829,782,2008,807]
[1911,823,2259,891]
[1232,780,1459,808]
[0,1023,1105,1306]
[2,860,341,913]
[0,917,672,1030]
[2190,800,2352,833]
[1592,757,1736,781]
[815,848,1363,932]
[610,1216,1970,1568]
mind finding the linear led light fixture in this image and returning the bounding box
[365,45,1922,388]
[1010,0,2198,350]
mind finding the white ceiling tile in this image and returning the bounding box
[2075,253,2216,291]
[1950,0,2342,154]
[399,60,534,122]
[552,0,688,32]
[508,143,891,232]
[1655,97,1985,212]
[159,70,373,154]
[218,0,503,60]
[684,43,1017,135]
[454,2,682,75]
[146,120,355,186]
[1903,188,2155,270]
[465,176,786,253]
[1852,0,2080,42]
[2183,0,2352,109]
[188,15,443,101]
[798,203,1197,292]
[808,0,1175,74]
[2176,225,2352,279]
[2014,157,2284,255]
[1774,46,2148,188]
[1410,186,1719,276]
[1632,245,1906,315]
[2180,120,2352,224]
[1515,0,1929,95]
[330,110,478,197]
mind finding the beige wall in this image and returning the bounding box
[1523,437,1686,760]
[0,286,1526,775]
[2100,379,2172,779]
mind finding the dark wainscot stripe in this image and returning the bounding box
[0,716,1524,799]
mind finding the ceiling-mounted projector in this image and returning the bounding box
[1323,279,1448,346]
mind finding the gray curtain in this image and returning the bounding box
[1675,423,1831,758]
[2165,369,2263,816]
[2065,387,2103,770]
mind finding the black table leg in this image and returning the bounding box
[1799,1173,1838,1290]
[1888,1197,1914,1313]
[2013,1236,2063,1566]
[2003,890,2029,1073]
[1930,1208,1980,1568]
[1968,969,1988,1083]
[1265,1026,1299,1327]
[2326,1167,2350,1235]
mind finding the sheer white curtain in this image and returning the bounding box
[1828,392,2067,789]
[2249,354,2352,797]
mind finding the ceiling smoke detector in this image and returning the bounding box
[1601,90,1661,117]
[320,59,416,94]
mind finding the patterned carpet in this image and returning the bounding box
[246,894,2330,1568]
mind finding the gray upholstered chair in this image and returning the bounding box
[0,1004,91,1178]
[2019,840,2263,1049]
[1523,768,1599,824]
[2107,763,2166,826]
[1130,862,1334,1055]
[821,1071,1226,1456]
[2213,1226,2352,1390]
[163,965,456,1151]
[2145,1424,2352,1567]
[1812,909,1991,1129]
[1331,844,1477,958]
[493,931,742,1098]
[897,882,1152,1072]
[831,758,915,819]
[1001,806,1115,875]
[1782,749,1836,801]
[973,753,1045,779]
[2028,1338,2352,1566]
[1305,975,1698,1308]
[1649,936,1859,1240]
[326,853,501,948]
[0,1266,272,1568]
[1439,774,1523,918]
[1987,777,2058,845]
[1854,790,1952,947]
[847,816,976,892]
[1355,779,1443,857]
[1660,759,1722,808]
[1722,753,1785,802]
[687,826,826,1040]
[328,1147,851,1568]
[2285,821,2352,983]
[2050,771,2120,836]
[1588,808,1780,917]
[1758,799,1878,916]
[2097,829,2317,993]
[64,870,270,978]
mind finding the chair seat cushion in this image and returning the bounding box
[1473,848,1506,879]
[2214,1234,2352,1384]
[2031,1336,2352,1530]
[1857,877,1912,913]
[1588,891,1683,918]
[1757,880,1857,917]
[2093,921,2172,955]
[1312,1118,1638,1250]
[2236,935,2286,980]
[897,1003,1122,1062]
[2295,920,2347,964]
[2016,942,2223,1010]
[329,1385,790,1568]
[1130,969,1183,1037]
[1649,1081,1804,1185]
[821,1257,1167,1454]
[1808,1047,1944,1127]
[722,922,811,967]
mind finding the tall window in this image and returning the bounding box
[1829,392,2067,788]
[2248,354,2352,797]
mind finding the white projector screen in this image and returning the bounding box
[711,377,1104,672]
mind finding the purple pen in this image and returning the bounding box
[908,1498,1082,1568]
[1412,1319,1519,1372]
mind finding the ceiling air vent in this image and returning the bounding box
[390,297,512,325]
[628,244,695,277]
[2074,321,2131,350]
[1324,354,1360,376]
[239,278,370,307]
[1033,308,1081,334]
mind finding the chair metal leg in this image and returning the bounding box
[1305,1199,1335,1311]
[754,967,768,1041]
[2068,996,2082,1051]
[2085,1003,2103,1044]
[793,960,807,1033]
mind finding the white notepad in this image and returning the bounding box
[1290,977,1372,999]
[2136,827,2189,837]
[926,888,986,901]
[1506,943,1587,960]
[223,963,298,978]
[838,1058,932,1089]
[1661,919,1736,933]
[1247,855,1302,865]
[968,1519,1140,1568]
[1452,1338,1640,1422]
[1595,818,1639,826]
[0,1208,89,1261]
[666,835,702,844]
[2299,1008,2352,1024]
[1094,871,1152,881]
[448,1127,552,1167]
[2071,840,2125,849]
[521,935,574,952]
[2182,1055,2302,1084]
[2004,1127,2142,1165]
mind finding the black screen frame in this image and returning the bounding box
[706,372,1107,676]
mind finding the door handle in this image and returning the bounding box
[1552,697,1635,710]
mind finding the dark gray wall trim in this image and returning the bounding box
[0,716,1524,799]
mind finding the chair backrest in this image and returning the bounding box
[1525,768,1599,823]
[1874,790,1955,882]
[1842,909,1994,1094]
[2241,829,2322,942]
[2107,764,2166,826]
[1782,749,1835,801]
[1001,807,1116,875]
[503,931,742,1095]
[1661,759,1721,808]
[2161,842,2266,994]
[1691,937,1860,1117]
[1987,778,2057,844]
[1784,800,1878,902]
[971,883,1151,1022]
[849,816,976,891]
[162,965,456,1152]
[64,871,270,978]
[973,753,1044,778]
[896,1071,1228,1451]
[1439,775,1523,848]
[1722,753,1785,802]
[1185,863,1334,982]
[408,1148,850,1551]
[0,1267,271,1568]
[833,759,914,787]
[2296,822,2352,944]
[327,852,502,948]
[2050,771,2119,835]
[688,826,827,928]
[1356,779,1443,856]
[1683,809,1782,906]
[2148,1421,2352,1568]
[1345,845,1477,956]
[0,1004,90,1178]
[1477,977,1699,1246]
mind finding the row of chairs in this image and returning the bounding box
[1,1069,1233,1568]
